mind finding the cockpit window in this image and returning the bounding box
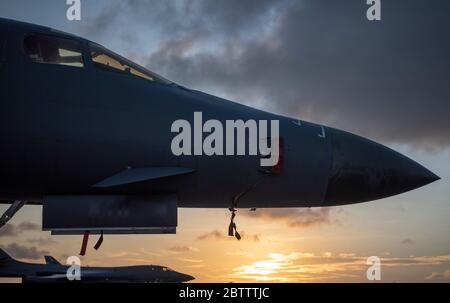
[23,34,84,67]
[89,43,171,85]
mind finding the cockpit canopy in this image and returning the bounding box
[24,34,84,67]
[149,266,174,272]
[89,43,171,85]
[22,32,171,85]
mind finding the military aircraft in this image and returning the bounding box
[0,18,439,252]
[0,248,194,283]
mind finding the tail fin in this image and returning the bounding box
[0,248,14,263]
[44,256,61,266]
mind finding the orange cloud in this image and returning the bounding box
[178,257,203,263]
[241,207,340,228]
[168,246,199,253]
[231,252,450,282]
[426,269,450,280]
[196,230,260,242]
[0,222,40,237]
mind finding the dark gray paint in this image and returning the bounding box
[43,194,177,234]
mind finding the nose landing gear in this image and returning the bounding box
[228,207,241,240]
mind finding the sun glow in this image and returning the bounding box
[230,252,366,282]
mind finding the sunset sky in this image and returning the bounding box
[1,0,449,283]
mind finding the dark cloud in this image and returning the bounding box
[0,224,17,237]
[242,208,338,228]
[125,0,278,37]
[2,243,48,260]
[0,221,40,237]
[80,0,128,40]
[401,238,415,245]
[197,229,260,242]
[4,1,448,149]
[17,221,40,231]
[197,230,224,241]
[91,0,450,149]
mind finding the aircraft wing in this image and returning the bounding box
[92,166,195,188]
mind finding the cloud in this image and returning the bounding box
[231,252,363,282]
[2,243,49,260]
[106,251,145,258]
[231,252,450,282]
[0,224,17,237]
[196,230,223,241]
[0,221,40,237]
[242,207,339,228]
[178,257,203,263]
[90,0,450,150]
[3,2,450,149]
[17,222,40,231]
[27,237,56,246]
[196,229,260,242]
[425,269,450,281]
[168,246,199,253]
[401,238,415,245]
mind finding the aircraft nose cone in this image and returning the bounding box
[323,128,439,206]
[180,273,195,282]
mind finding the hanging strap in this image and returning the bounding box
[93,231,104,250]
[79,231,89,256]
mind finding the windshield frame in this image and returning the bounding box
[89,42,173,85]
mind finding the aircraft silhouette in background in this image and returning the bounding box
[0,248,194,283]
